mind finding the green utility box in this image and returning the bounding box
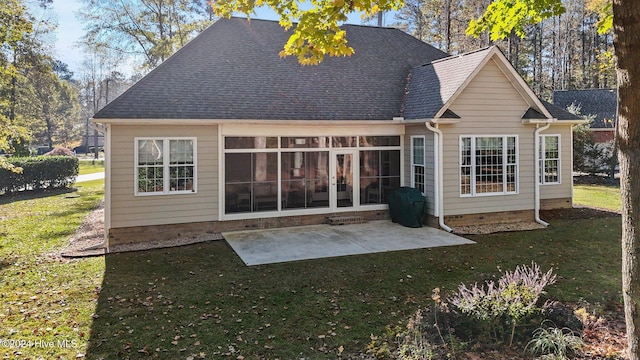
[388,187,426,228]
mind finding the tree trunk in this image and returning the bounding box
[444,0,451,52]
[613,1,640,359]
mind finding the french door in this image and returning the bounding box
[331,150,357,209]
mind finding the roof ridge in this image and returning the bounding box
[423,46,493,66]
[94,20,223,118]
[554,88,616,92]
[227,16,399,30]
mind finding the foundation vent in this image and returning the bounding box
[327,215,368,226]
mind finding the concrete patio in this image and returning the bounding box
[223,220,475,266]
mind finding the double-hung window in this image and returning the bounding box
[411,136,426,194]
[539,135,560,184]
[460,135,518,196]
[136,138,196,195]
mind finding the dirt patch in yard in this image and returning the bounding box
[542,207,621,220]
[58,202,222,258]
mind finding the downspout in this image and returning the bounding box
[425,121,453,233]
[534,122,551,227]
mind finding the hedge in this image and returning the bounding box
[0,156,79,194]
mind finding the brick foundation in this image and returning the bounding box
[109,198,574,245]
[443,210,535,227]
[541,197,572,210]
[108,210,390,246]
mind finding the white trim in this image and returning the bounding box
[104,124,112,250]
[534,123,551,227]
[425,122,450,232]
[459,135,520,197]
[434,47,553,120]
[217,125,224,221]
[331,149,359,210]
[433,132,439,217]
[134,137,198,196]
[539,134,561,185]
[570,126,575,207]
[219,134,401,220]
[221,123,404,137]
[94,118,408,126]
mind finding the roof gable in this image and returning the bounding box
[403,46,553,120]
[93,17,448,121]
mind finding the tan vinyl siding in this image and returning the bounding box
[404,125,436,214]
[110,125,218,228]
[540,125,573,202]
[441,59,535,216]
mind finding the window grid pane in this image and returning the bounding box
[461,136,517,195]
[475,137,503,194]
[541,136,559,184]
[280,151,330,210]
[413,165,425,194]
[506,137,517,192]
[460,137,472,195]
[138,140,164,193]
[360,150,401,205]
[412,137,425,165]
[137,139,197,194]
[169,140,195,191]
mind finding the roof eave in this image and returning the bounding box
[91,118,406,125]
[399,118,461,125]
[521,118,558,125]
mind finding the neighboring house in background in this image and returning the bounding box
[92,18,586,247]
[553,89,617,143]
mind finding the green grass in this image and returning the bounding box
[0,180,623,359]
[86,215,621,359]
[0,181,104,359]
[78,160,104,175]
[574,184,621,212]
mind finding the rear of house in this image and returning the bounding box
[94,18,585,247]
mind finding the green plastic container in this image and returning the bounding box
[388,187,426,228]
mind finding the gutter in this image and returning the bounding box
[425,122,453,233]
[534,122,552,227]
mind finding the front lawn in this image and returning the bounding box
[0,180,104,359]
[574,184,621,212]
[78,160,105,175]
[0,178,623,359]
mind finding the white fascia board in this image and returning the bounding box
[91,118,406,126]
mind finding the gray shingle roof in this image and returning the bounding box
[553,89,617,128]
[93,17,448,120]
[402,47,491,120]
[541,100,583,121]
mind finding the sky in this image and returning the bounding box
[48,0,393,78]
[51,0,83,74]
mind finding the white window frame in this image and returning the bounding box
[220,135,402,219]
[459,135,519,197]
[134,137,197,196]
[539,134,561,185]
[410,135,426,194]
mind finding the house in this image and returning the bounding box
[92,17,586,247]
[553,89,617,143]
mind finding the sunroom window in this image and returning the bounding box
[222,135,401,214]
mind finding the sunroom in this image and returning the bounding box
[221,131,403,220]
